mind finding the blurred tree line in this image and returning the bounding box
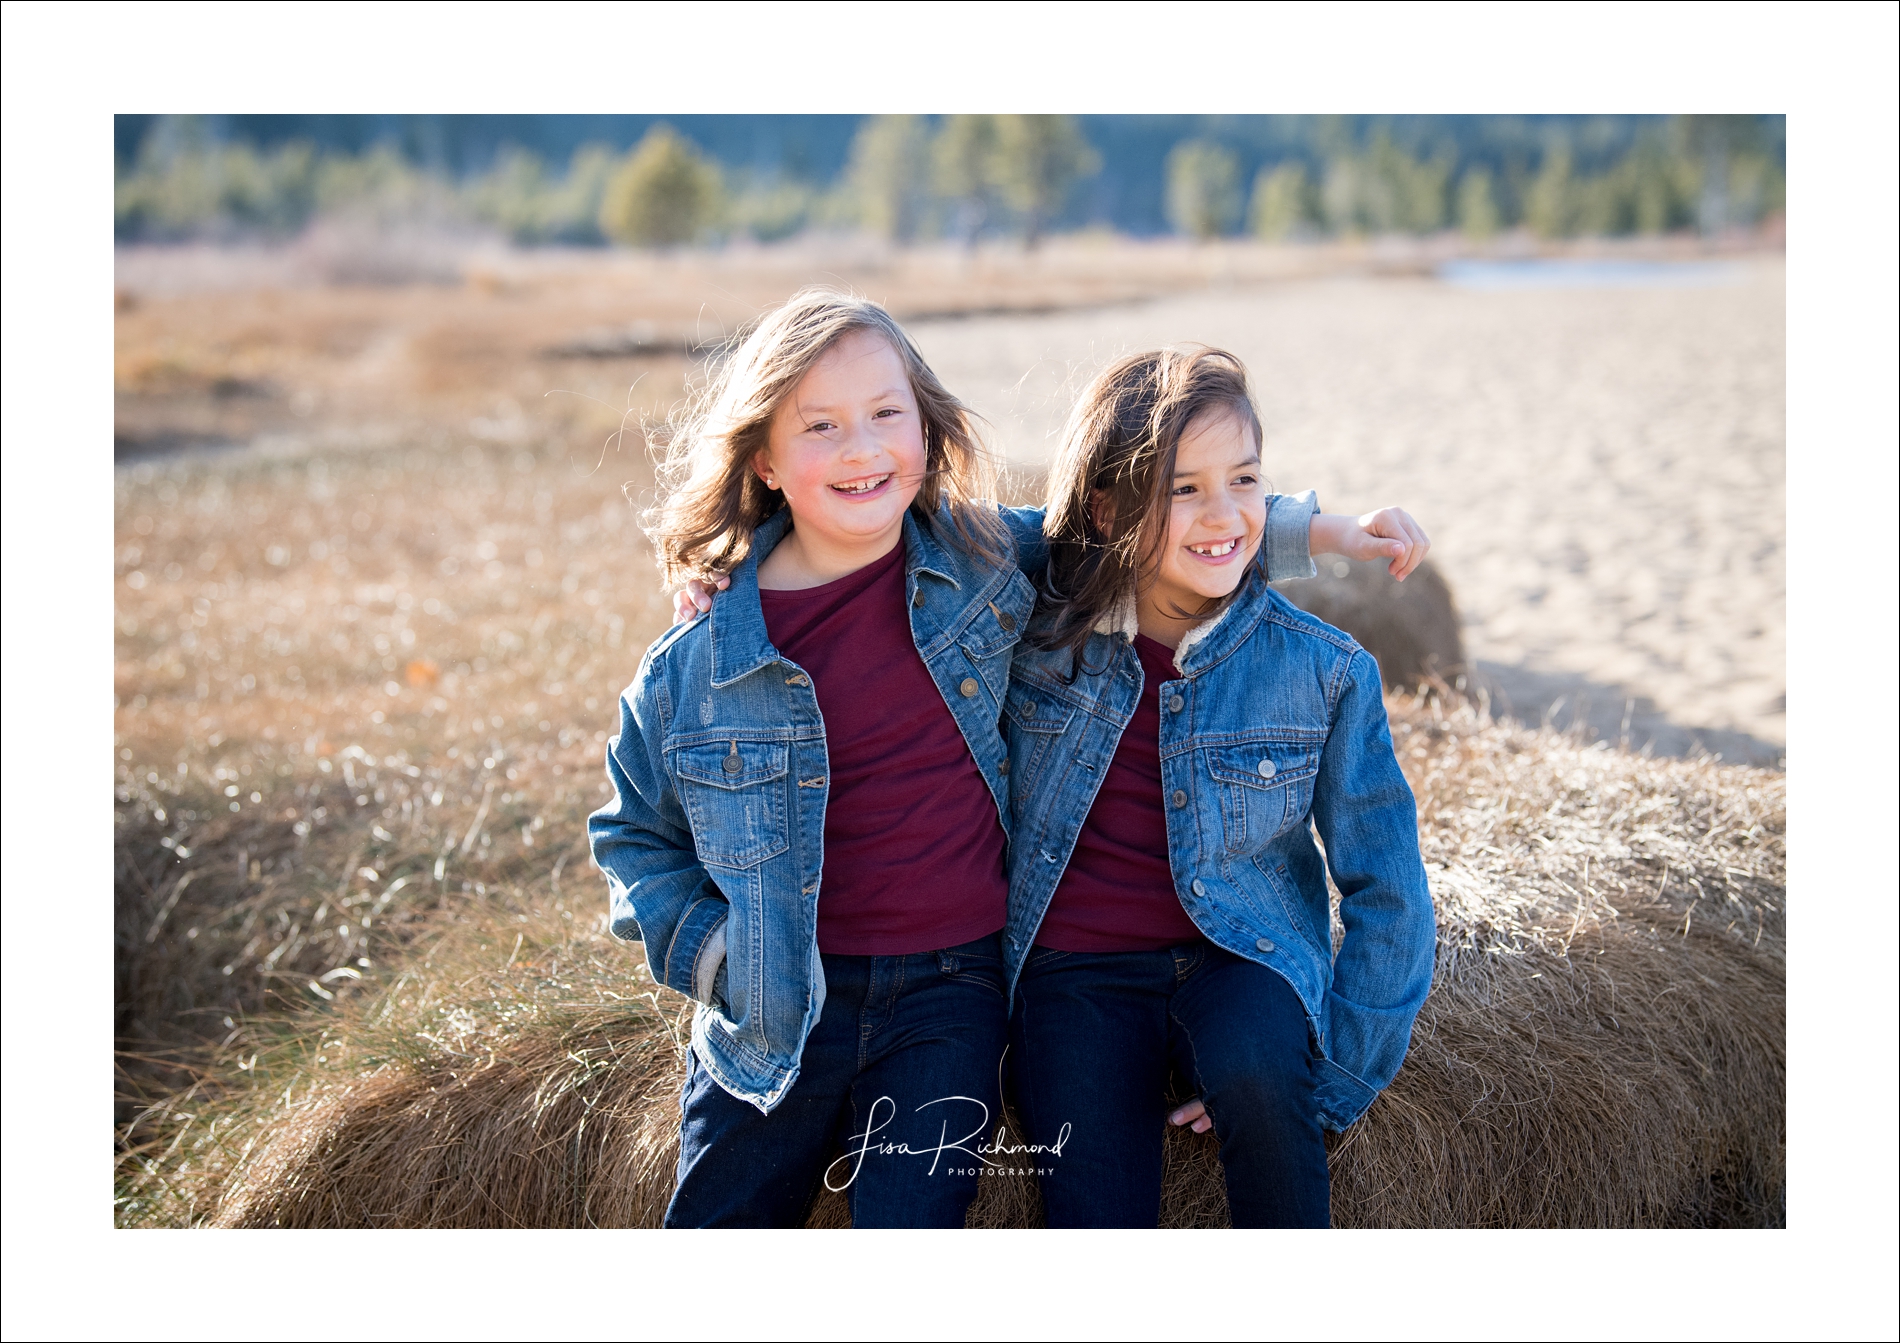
[115,114,1784,248]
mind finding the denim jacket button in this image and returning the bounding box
[1257,758,1277,779]
[1171,789,1188,808]
[1168,694,1184,712]
[913,590,926,607]
[1191,879,1206,897]
[998,759,1010,776]
[1256,937,1276,953]
[959,677,979,697]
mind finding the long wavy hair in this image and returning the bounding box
[1031,346,1266,660]
[643,287,1005,585]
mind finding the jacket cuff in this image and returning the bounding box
[1312,1055,1379,1133]
[659,897,729,1001]
[692,917,728,1007]
[1264,489,1319,583]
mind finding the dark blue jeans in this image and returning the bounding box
[1009,939,1331,1228]
[666,933,1008,1228]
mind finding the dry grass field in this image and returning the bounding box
[112,237,1785,1227]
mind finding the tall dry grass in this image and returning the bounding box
[112,418,667,1118]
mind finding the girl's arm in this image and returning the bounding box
[670,496,1434,620]
[1310,506,1433,580]
[1304,647,1438,1131]
[588,670,730,1005]
[998,491,1429,590]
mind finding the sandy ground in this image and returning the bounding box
[908,261,1786,763]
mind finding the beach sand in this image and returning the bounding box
[909,260,1786,762]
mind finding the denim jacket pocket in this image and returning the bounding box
[957,571,1037,661]
[1207,739,1320,856]
[956,572,1037,701]
[1004,688,1076,735]
[1005,689,1076,814]
[1252,852,1327,952]
[673,739,791,869]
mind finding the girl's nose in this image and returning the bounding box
[1199,493,1243,533]
[836,423,876,461]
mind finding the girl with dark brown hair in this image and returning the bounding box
[998,347,1438,1227]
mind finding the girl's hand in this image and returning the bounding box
[671,573,731,623]
[1167,1098,1215,1135]
[1310,507,1432,581]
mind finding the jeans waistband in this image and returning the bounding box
[822,928,1004,968]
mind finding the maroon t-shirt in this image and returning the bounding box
[1035,633,1204,953]
[759,541,1008,955]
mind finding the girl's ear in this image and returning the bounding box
[751,449,778,491]
[1088,488,1114,539]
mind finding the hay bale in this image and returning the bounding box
[207,923,1781,1228]
[186,699,1781,1229]
[1278,556,1465,689]
[211,1009,683,1229]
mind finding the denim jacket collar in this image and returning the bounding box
[1091,569,1268,675]
[707,506,966,688]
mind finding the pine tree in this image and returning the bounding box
[933,115,1002,248]
[1249,162,1312,240]
[1165,140,1241,240]
[990,115,1099,248]
[842,115,932,243]
[598,125,722,248]
[1456,168,1501,239]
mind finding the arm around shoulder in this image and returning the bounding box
[998,504,1050,581]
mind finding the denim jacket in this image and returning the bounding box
[589,494,1319,1113]
[1001,568,1436,1131]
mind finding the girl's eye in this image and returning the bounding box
[808,420,836,433]
[1233,474,1258,487]
[873,407,901,419]
[1172,484,1197,497]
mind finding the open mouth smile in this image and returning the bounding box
[1186,537,1242,559]
[829,473,892,496]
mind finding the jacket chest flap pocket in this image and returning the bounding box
[1003,687,1074,813]
[673,739,791,869]
[1207,738,1320,855]
[955,572,1037,695]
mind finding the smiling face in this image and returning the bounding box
[752,327,928,587]
[1135,406,1267,640]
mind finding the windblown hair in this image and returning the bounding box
[1032,346,1266,659]
[644,287,1004,584]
